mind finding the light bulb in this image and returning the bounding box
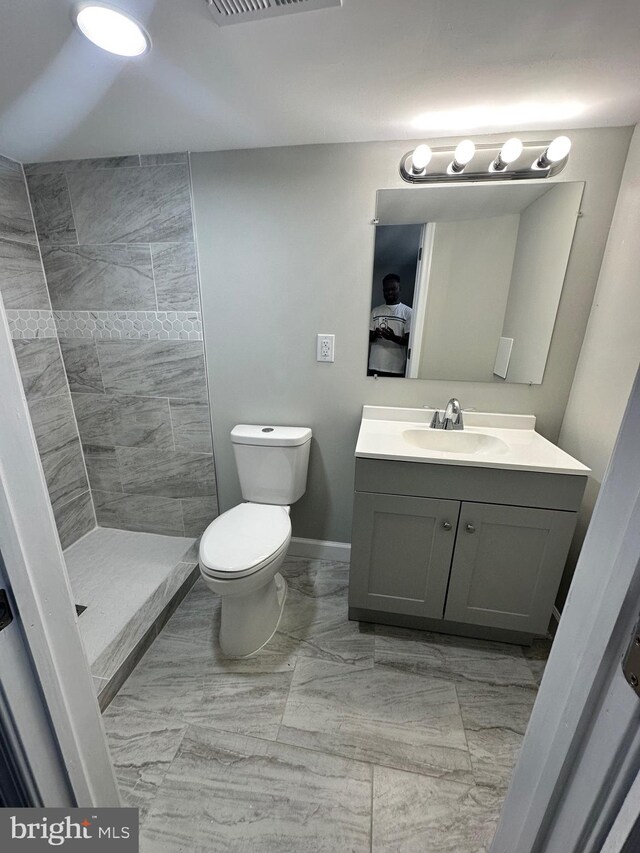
[450,139,475,173]
[73,3,151,57]
[410,144,432,173]
[500,137,523,164]
[546,136,572,162]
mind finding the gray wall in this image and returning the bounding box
[556,124,640,607]
[24,154,218,540]
[191,127,632,543]
[0,152,94,549]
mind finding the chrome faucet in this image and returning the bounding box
[430,398,464,430]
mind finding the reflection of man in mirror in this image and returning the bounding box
[368,273,412,377]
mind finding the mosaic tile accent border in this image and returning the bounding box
[6,309,57,339]
[53,310,203,341]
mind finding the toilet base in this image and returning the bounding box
[219,572,287,658]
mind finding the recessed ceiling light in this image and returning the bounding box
[72,3,151,57]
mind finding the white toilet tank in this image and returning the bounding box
[231,425,312,505]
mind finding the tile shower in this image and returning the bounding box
[0,150,218,707]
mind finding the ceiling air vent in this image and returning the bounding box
[206,0,343,27]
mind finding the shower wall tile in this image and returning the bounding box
[0,239,49,309]
[59,338,105,393]
[169,400,213,452]
[111,396,174,449]
[41,244,155,311]
[54,310,202,341]
[67,165,194,244]
[24,156,141,176]
[94,491,185,537]
[26,173,78,246]
[0,157,37,243]
[28,393,89,512]
[151,243,200,311]
[83,446,123,493]
[140,153,188,166]
[13,338,68,401]
[97,340,207,400]
[181,496,218,538]
[116,448,215,499]
[6,309,57,339]
[53,490,95,550]
[72,393,114,447]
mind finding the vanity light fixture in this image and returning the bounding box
[71,2,151,57]
[449,139,475,173]
[490,137,524,171]
[400,135,572,184]
[535,135,572,169]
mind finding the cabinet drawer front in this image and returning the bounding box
[349,493,458,618]
[444,502,577,634]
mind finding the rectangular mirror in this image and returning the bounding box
[368,181,584,383]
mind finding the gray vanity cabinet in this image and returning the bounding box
[443,502,577,633]
[349,457,587,642]
[350,492,459,619]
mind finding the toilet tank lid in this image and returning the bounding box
[231,425,312,447]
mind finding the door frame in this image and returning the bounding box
[491,365,640,852]
[0,297,119,806]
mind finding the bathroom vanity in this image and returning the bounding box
[348,407,589,644]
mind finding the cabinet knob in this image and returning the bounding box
[466,523,476,533]
[442,521,452,531]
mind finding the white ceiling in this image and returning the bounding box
[1,0,639,163]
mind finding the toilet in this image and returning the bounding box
[198,424,312,657]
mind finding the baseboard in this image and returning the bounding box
[288,537,351,562]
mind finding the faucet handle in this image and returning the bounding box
[430,410,444,429]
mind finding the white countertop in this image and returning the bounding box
[355,406,590,476]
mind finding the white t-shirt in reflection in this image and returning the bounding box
[369,303,412,375]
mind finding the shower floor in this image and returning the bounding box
[64,527,197,707]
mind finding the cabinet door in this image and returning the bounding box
[444,502,577,634]
[349,492,459,618]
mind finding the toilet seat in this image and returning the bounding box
[199,503,291,579]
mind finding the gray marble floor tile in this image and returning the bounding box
[279,657,472,780]
[168,399,212,452]
[116,447,216,498]
[13,338,68,401]
[97,340,207,400]
[93,491,185,536]
[28,393,89,510]
[67,165,193,244]
[112,395,174,449]
[271,558,375,666]
[141,725,372,853]
[151,243,200,312]
[83,445,123,492]
[140,153,188,166]
[102,700,187,821]
[456,680,538,791]
[26,173,78,246]
[0,237,49,309]
[53,490,95,550]
[375,625,537,689]
[372,766,502,853]
[41,244,155,311]
[59,338,105,393]
[0,162,37,243]
[523,637,553,685]
[25,156,140,176]
[180,496,217,538]
[71,392,114,446]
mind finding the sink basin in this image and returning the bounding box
[402,428,509,456]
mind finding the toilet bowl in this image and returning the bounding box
[198,424,312,657]
[199,503,292,657]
